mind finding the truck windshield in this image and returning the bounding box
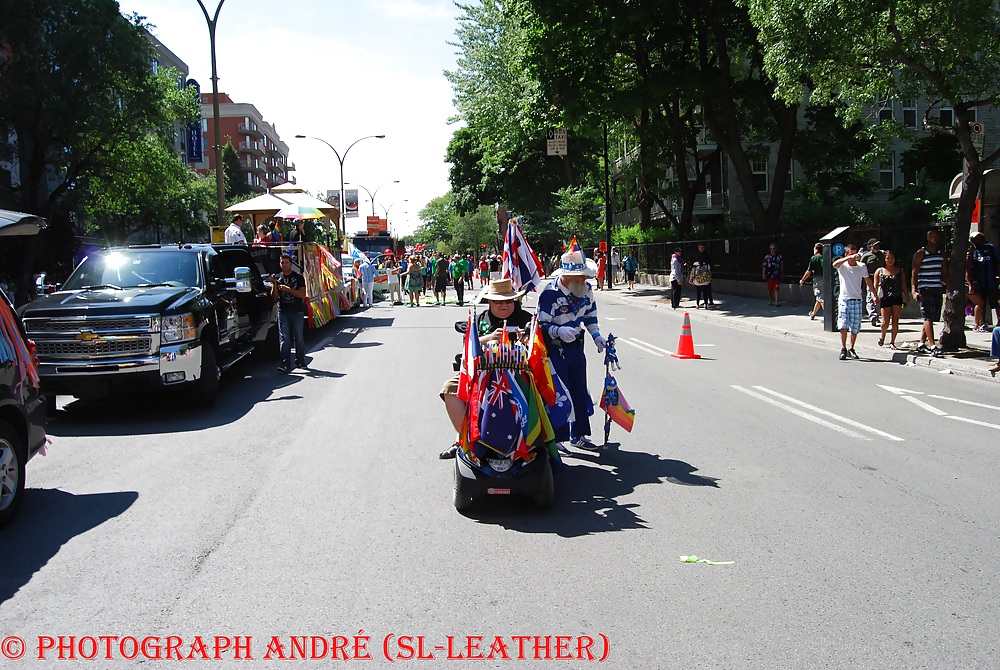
[62,251,201,290]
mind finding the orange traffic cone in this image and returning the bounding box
[671,312,701,359]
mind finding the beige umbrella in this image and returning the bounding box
[225,193,293,222]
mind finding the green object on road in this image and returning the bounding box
[679,555,735,566]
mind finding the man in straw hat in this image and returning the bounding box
[439,278,531,459]
[537,242,608,451]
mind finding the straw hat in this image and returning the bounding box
[553,246,598,278]
[476,278,527,303]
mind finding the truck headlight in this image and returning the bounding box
[161,313,196,343]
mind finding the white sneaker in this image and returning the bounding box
[570,437,600,451]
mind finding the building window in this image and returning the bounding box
[878,105,894,123]
[247,173,253,185]
[751,155,768,192]
[151,59,159,74]
[902,99,917,128]
[201,118,207,131]
[879,153,895,190]
[939,106,954,127]
[967,107,977,123]
[785,162,794,192]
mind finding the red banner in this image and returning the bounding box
[366,216,380,235]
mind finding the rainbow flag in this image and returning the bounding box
[600,384,635,433]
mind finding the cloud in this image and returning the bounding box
[368,0,457,21]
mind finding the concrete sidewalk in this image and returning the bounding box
[601,282,999,383]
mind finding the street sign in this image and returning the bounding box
[833,243,846,257]
[546,128,568,156]
[971,121,985,158]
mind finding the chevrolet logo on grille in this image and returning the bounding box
[76,330,103,342]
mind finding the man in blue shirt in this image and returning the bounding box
[537,245,608,451]
[358,258,376,308]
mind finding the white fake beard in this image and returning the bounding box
[567,281,590,298]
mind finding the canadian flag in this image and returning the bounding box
[457,312,482,403]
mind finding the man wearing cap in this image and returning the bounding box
[225,214,247,245]
[861,239,885,326]
[537,246,608,451]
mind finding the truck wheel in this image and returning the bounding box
[453,461,474,513]
[189,342,219,407]
[0,421,26,527]
[532,459,555,509]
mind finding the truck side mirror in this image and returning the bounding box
[225,266,253,293]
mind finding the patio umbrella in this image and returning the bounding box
[0,209,48,236]
[275,204,326,220]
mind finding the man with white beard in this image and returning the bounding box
[537,243,608,451]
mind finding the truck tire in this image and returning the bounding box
[189,342,219,407]
[0,420,26,527]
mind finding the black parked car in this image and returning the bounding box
[0,287,47,526]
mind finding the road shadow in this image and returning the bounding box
[0,488,138,605]
[465,448,719,537]
[45,320,353,437]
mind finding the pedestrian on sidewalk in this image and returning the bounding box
[833,243,876,360]
[669,247,685,309]
[874,249,908,348]
[911,228,951,357]
[800,242,824,320]
[610,247,620,287]
[970,232,1000,330]
[763,243,784,306]
[596,252,607,290]
[988,325,1000,377]
[861,239,885,326]
[623,250,638,290]
[693,242,714,307]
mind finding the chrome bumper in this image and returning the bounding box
[39,341,203,385]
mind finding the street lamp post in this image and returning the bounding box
[381,199,407,239]
[194,0,228,232]
[294,134,385,249]
[353,180,400,218]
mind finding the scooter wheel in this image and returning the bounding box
[532,459,555,509]
[453,461,474,512]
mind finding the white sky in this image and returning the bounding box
[117,0,462,236]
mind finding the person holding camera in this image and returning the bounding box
[270,253,308,373]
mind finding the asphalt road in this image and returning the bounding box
[2,289,999,669]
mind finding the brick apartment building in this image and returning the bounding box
[193,93,293,193]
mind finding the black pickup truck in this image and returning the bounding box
[18,244,278,407]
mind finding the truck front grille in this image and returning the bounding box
[35,337,153,358]
[24,316,154,334]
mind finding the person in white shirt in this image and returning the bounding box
[833,243,877,360]
[225,214,248,245]
[609,247,620,287]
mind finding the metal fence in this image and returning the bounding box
[615,223,942,281]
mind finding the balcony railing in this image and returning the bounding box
[241,159,265,176]
[238,141,264,158]
[238,123,263,139]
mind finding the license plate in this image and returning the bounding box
[486,488,511,495]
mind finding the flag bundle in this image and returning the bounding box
[501,216,544,291]
[457,311,483,403]
[600,334,635,440]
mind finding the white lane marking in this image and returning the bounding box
[629,338,674,355]
[877,384,925,396]
[928,395,1000,412]
[618,339,664,357]
[732,386,871,441]
[753,386,904,441]
[945,416,1000,430]
[901,395,949,416]
[606,317,627,321]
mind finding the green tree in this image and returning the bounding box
[552,186,603,248]
[0,0,201,290]
[414,194,456,249]
[450,205,497,256]
[900,134,964,186]
[746,0,1000,348]
[222,142,252,199]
